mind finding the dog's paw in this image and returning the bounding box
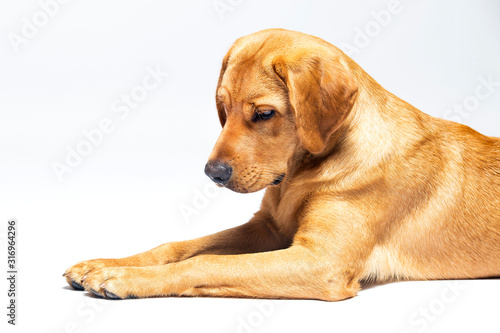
[81,267,148,299]
[63,259,118,291]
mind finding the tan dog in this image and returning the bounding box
[64,29,500,301]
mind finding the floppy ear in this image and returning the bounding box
[273,55,358,154]
[215,55,230,127]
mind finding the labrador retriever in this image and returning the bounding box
[64,29,500,301]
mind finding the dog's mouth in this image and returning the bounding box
[224,173,286,193]
[271,173,285,186]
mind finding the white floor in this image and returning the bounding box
[2,1,500,332]
[2,186,499,333]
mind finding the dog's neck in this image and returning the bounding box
[287,77,432,185]
[267,72,435,235]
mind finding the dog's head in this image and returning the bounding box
[205,29,358,193]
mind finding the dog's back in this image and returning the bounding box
[363,101,500,282]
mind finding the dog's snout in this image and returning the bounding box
[205,161,232,186]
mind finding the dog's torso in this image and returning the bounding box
[65,29,500,301]
[264,88,500,282]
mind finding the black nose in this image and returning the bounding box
[205,161,232,186]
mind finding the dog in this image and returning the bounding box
[64,29,500,301]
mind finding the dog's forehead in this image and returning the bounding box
[218,64,286,106]
[219,53,277,100]
[217,29,327,102]
[230,30,282,57]
[218,72,281,107]
[224,31,294,71]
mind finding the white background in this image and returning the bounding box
[1,0,500,332]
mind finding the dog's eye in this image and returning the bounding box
[252,109,276,122]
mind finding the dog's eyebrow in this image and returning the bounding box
[248,94,287,109]
[245,92,267,101]
[216,92,228,104]
[216,86,232,102]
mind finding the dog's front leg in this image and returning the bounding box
[64,210,289,291]
[81,245,353,301]
[81,205,371,301]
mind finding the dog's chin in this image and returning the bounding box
[225,174,286,194]
[225,181,260,194]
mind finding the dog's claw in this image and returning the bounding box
[90,289,104,298]
[104,290,122,300]
[71,280,85,291]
